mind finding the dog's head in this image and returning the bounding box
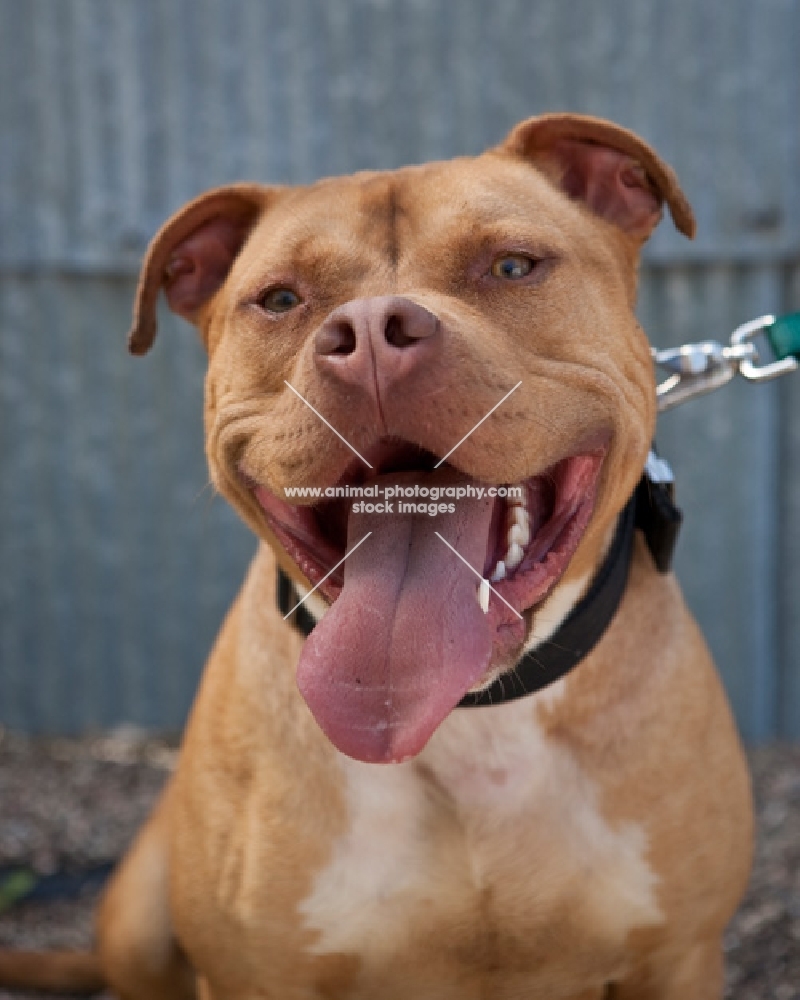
[129,114,693,763]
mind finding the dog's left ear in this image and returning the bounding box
[501,113,695,241]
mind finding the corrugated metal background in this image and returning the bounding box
[1,0,799,739]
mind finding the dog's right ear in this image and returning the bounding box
[128,184,269,355]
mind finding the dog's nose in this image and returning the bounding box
[314,296,440,388]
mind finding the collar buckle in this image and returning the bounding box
[636,450,683,574]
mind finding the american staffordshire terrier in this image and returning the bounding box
[0,113,752,999]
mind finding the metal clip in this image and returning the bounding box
[653,340,749,411]
[653,313,795,411]
[729,313,799,382]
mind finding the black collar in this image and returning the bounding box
[277,466,680,707]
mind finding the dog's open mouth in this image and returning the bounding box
[249,439,604,763]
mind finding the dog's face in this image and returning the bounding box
[130,114,693,763]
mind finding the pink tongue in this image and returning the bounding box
[296,471,496,763]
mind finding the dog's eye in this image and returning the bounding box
[490,255,536,280]
[258,287,302,313]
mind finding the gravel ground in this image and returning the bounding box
[0,728,798,998]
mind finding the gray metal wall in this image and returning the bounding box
[1,0,799,740]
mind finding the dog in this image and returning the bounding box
[0,113,752,999]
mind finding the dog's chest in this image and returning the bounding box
[297,699,663,997]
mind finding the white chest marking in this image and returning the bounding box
[298,759,428,955]
[300,697,663,959]
[425,702,664,948]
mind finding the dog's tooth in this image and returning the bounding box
[508,522,530,548]
[505,503,527,531]
[490,560,506,582]
[505,542,524,570]
[478,578,491,614]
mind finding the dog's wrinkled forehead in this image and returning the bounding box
[247,159,571,261]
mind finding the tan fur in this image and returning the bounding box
[0,114,752,999]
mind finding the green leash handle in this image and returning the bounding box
[765,312,800,364]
